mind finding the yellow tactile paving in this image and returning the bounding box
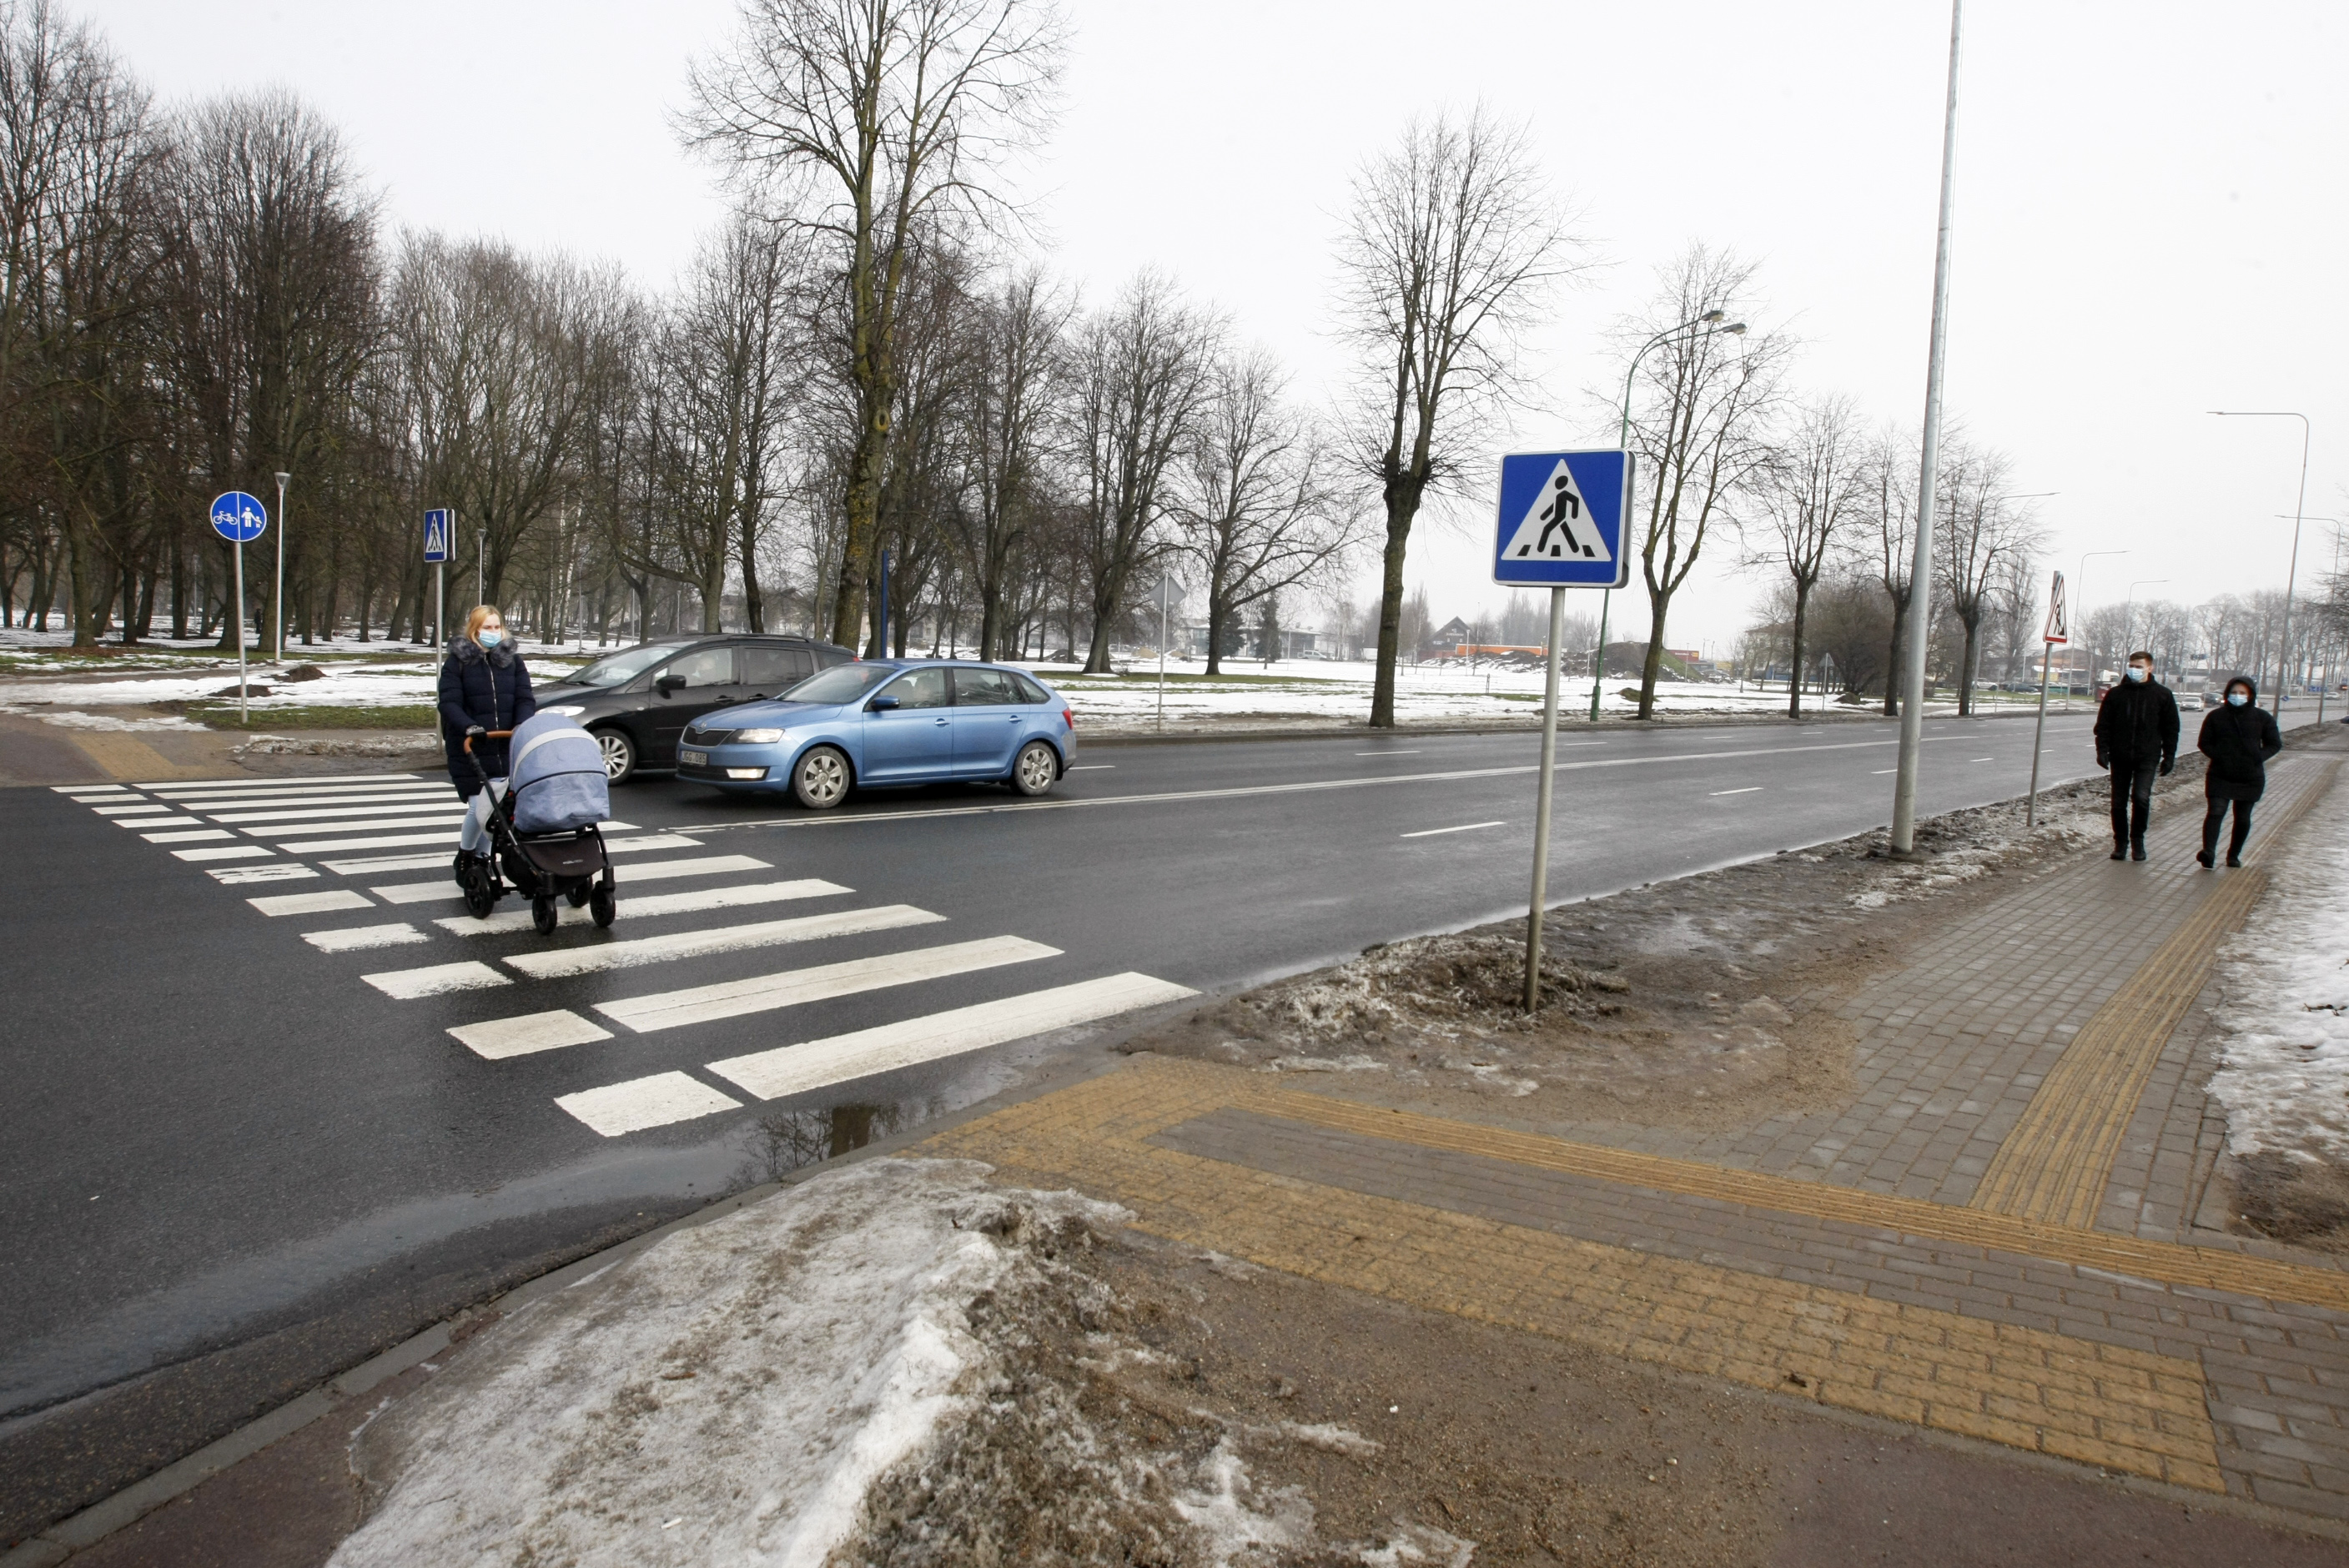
[1974,757,2340,1226]
[923,1058,2229,1491]
[66,732,207,781]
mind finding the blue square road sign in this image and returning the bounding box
[423,509,453,563]
[1491,450,1632,588]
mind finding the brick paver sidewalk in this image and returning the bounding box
[923,747,2349,1525]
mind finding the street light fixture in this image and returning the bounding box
[1592,311,1748,720]
[2211,410,2311,706]
[273,470,290,661]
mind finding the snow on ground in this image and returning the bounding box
[0,707,209,731]
[0,661,445,711]
[2210,782,2349,1163]
[332,1159,1130,1568]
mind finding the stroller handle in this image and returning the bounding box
[461,729,515,754]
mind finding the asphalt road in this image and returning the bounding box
[0,704,2194,1534]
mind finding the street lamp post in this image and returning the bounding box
[2071,548,2128,708]
[273,470,289,661]
[2122,579,2169,653]
[2211,410,2311,708]
[1887,0,1965,858]
[1592,311,1745,721]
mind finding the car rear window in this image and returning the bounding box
[783,663,893,704]
[742,646,813,690]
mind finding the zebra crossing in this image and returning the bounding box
[54,771,1195,1138]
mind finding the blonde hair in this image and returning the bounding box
[463,605,505,644]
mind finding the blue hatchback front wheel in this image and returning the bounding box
[792,746,851,810]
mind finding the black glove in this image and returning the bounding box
[2095,750,2108,769]
[2159,756,2175,776]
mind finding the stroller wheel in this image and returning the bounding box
[463,879,497,919]
[591,882,617,928]
[566,882,592,908]
[531,896,559,936]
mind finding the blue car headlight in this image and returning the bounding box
[732,728,786,744]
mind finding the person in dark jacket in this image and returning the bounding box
[2092,650,2180,862]
[2196,675,2284,868]
[437,605,536,800]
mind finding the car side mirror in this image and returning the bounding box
[656,673,685,694]
[868,694,900,711]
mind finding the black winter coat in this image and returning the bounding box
[2196,701,2283,802]
[437,636,537,789]
[2094,677,2180,767]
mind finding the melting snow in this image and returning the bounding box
[2210,786,2349,1162]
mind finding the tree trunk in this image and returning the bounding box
[1637,595,1671,720]
[1205,591,1226,677]
[1786,580,1812,720]
[1368,486,1424,728]
[1881,585,1909,716]
[1958,616,1980,716]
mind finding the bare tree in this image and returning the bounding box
[1620,244,1786,718]
[1177,346,1354,675]
[1749,394,1864,717]
[1857,422,1921,715]
[684,0,1066,653]
[1935,441,2041,714]
[951,267,1064,658]
[1334,107,1579,727]
[1066,270,1215,673]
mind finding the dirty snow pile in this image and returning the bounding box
[0,706,208,731]
[2210,791,2349,1163]
[330,1158,1446,1568]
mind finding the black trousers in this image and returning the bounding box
[2202,795,2256,862]
[2108,757,2157,845]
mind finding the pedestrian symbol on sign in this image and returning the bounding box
[423,508,453,563]
[1500,458,1610,565]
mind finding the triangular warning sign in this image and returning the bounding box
[1501,458,1610,563]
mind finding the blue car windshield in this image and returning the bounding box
[782,663,894,704]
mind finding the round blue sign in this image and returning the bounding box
[209,490,268,542]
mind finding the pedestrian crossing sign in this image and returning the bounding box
[424,508,453,563]
[1492,450,1633,588]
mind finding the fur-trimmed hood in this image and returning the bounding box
[446,634,517,671]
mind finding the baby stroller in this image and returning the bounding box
[455,713,618,934]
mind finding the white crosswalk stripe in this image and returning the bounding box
[707,973,1198,1102]
[83,776,1196,1143]
[435,879,848,935]
[592,935,1058,1034]
[504,904,942,980]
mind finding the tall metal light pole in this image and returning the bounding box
[1592,311,1744,721]
[272,471,289,661]
[2211,410,2311,707]
[2070,547,2127,705]
[1888,0,1965,858]
[2122,580,2169,649]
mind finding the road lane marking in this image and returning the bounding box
[363,960,511,999]
[173,788,451,811]
[450,1009,614,1059]
[304,922,430,952]
[249,890,373,917]
[242,814,465,838]
[503,903,943,979]
[323,851,455,875]
[707,972,1198,1102]
[144,828,233,842]
[204,802,466,826]
[605,835,705,853]
[1872,768,1897,774]
[368,854,777,906]
[1358,749,1424,755]
[113,815,199,829]
[274,830,457,854]
[1067,765,1115,770]
[1710,787,1763,797]
[596,936,1058,1034]
[91,804,173,817]
[1400,821,1504,838]
[436,879,850,936]
[677,735,1970,833]
[555,1073,742,1137]
[53,784,130,793]
[146,772,422,795]
[174,844,274,861]
[1972,756,1994,761]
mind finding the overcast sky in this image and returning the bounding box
[83,0,2348,658]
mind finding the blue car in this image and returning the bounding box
[673,660,1076,809]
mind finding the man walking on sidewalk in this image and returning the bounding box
[2093,650,2180,862]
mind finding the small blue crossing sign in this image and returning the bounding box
[423,508,453,563]
[1491,450,1633,588]
[209,490,268,543]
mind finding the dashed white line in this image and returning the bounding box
[1358,749,1424,756]
[1066,765,1115,770]
[251,889,374,917]
[143,828,232,843]
[174,844,274,862]
[437,879,850,937]
[1710,787,1763,797]
[362,960,511,1000]
[305,923,430,953]
[1399,821,1505,838]
[450,1009,613,1060]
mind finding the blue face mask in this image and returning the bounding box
[2125,666,2147,682]
[479,629,502,648]
[2228,691,2248,706]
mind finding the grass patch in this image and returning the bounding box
[185,702,440,732]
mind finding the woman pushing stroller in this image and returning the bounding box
[438,605,536,865]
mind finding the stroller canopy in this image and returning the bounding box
[506,711,610,833]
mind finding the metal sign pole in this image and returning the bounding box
[1524,585,1566,1011]
[234,537,248,725]
[435,562,444,649]
[1157,577,1169,731]
[2026,568,2064,829]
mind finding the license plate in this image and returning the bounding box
[680,749,707,766]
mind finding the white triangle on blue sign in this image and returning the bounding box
[1501,458,1610,564]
